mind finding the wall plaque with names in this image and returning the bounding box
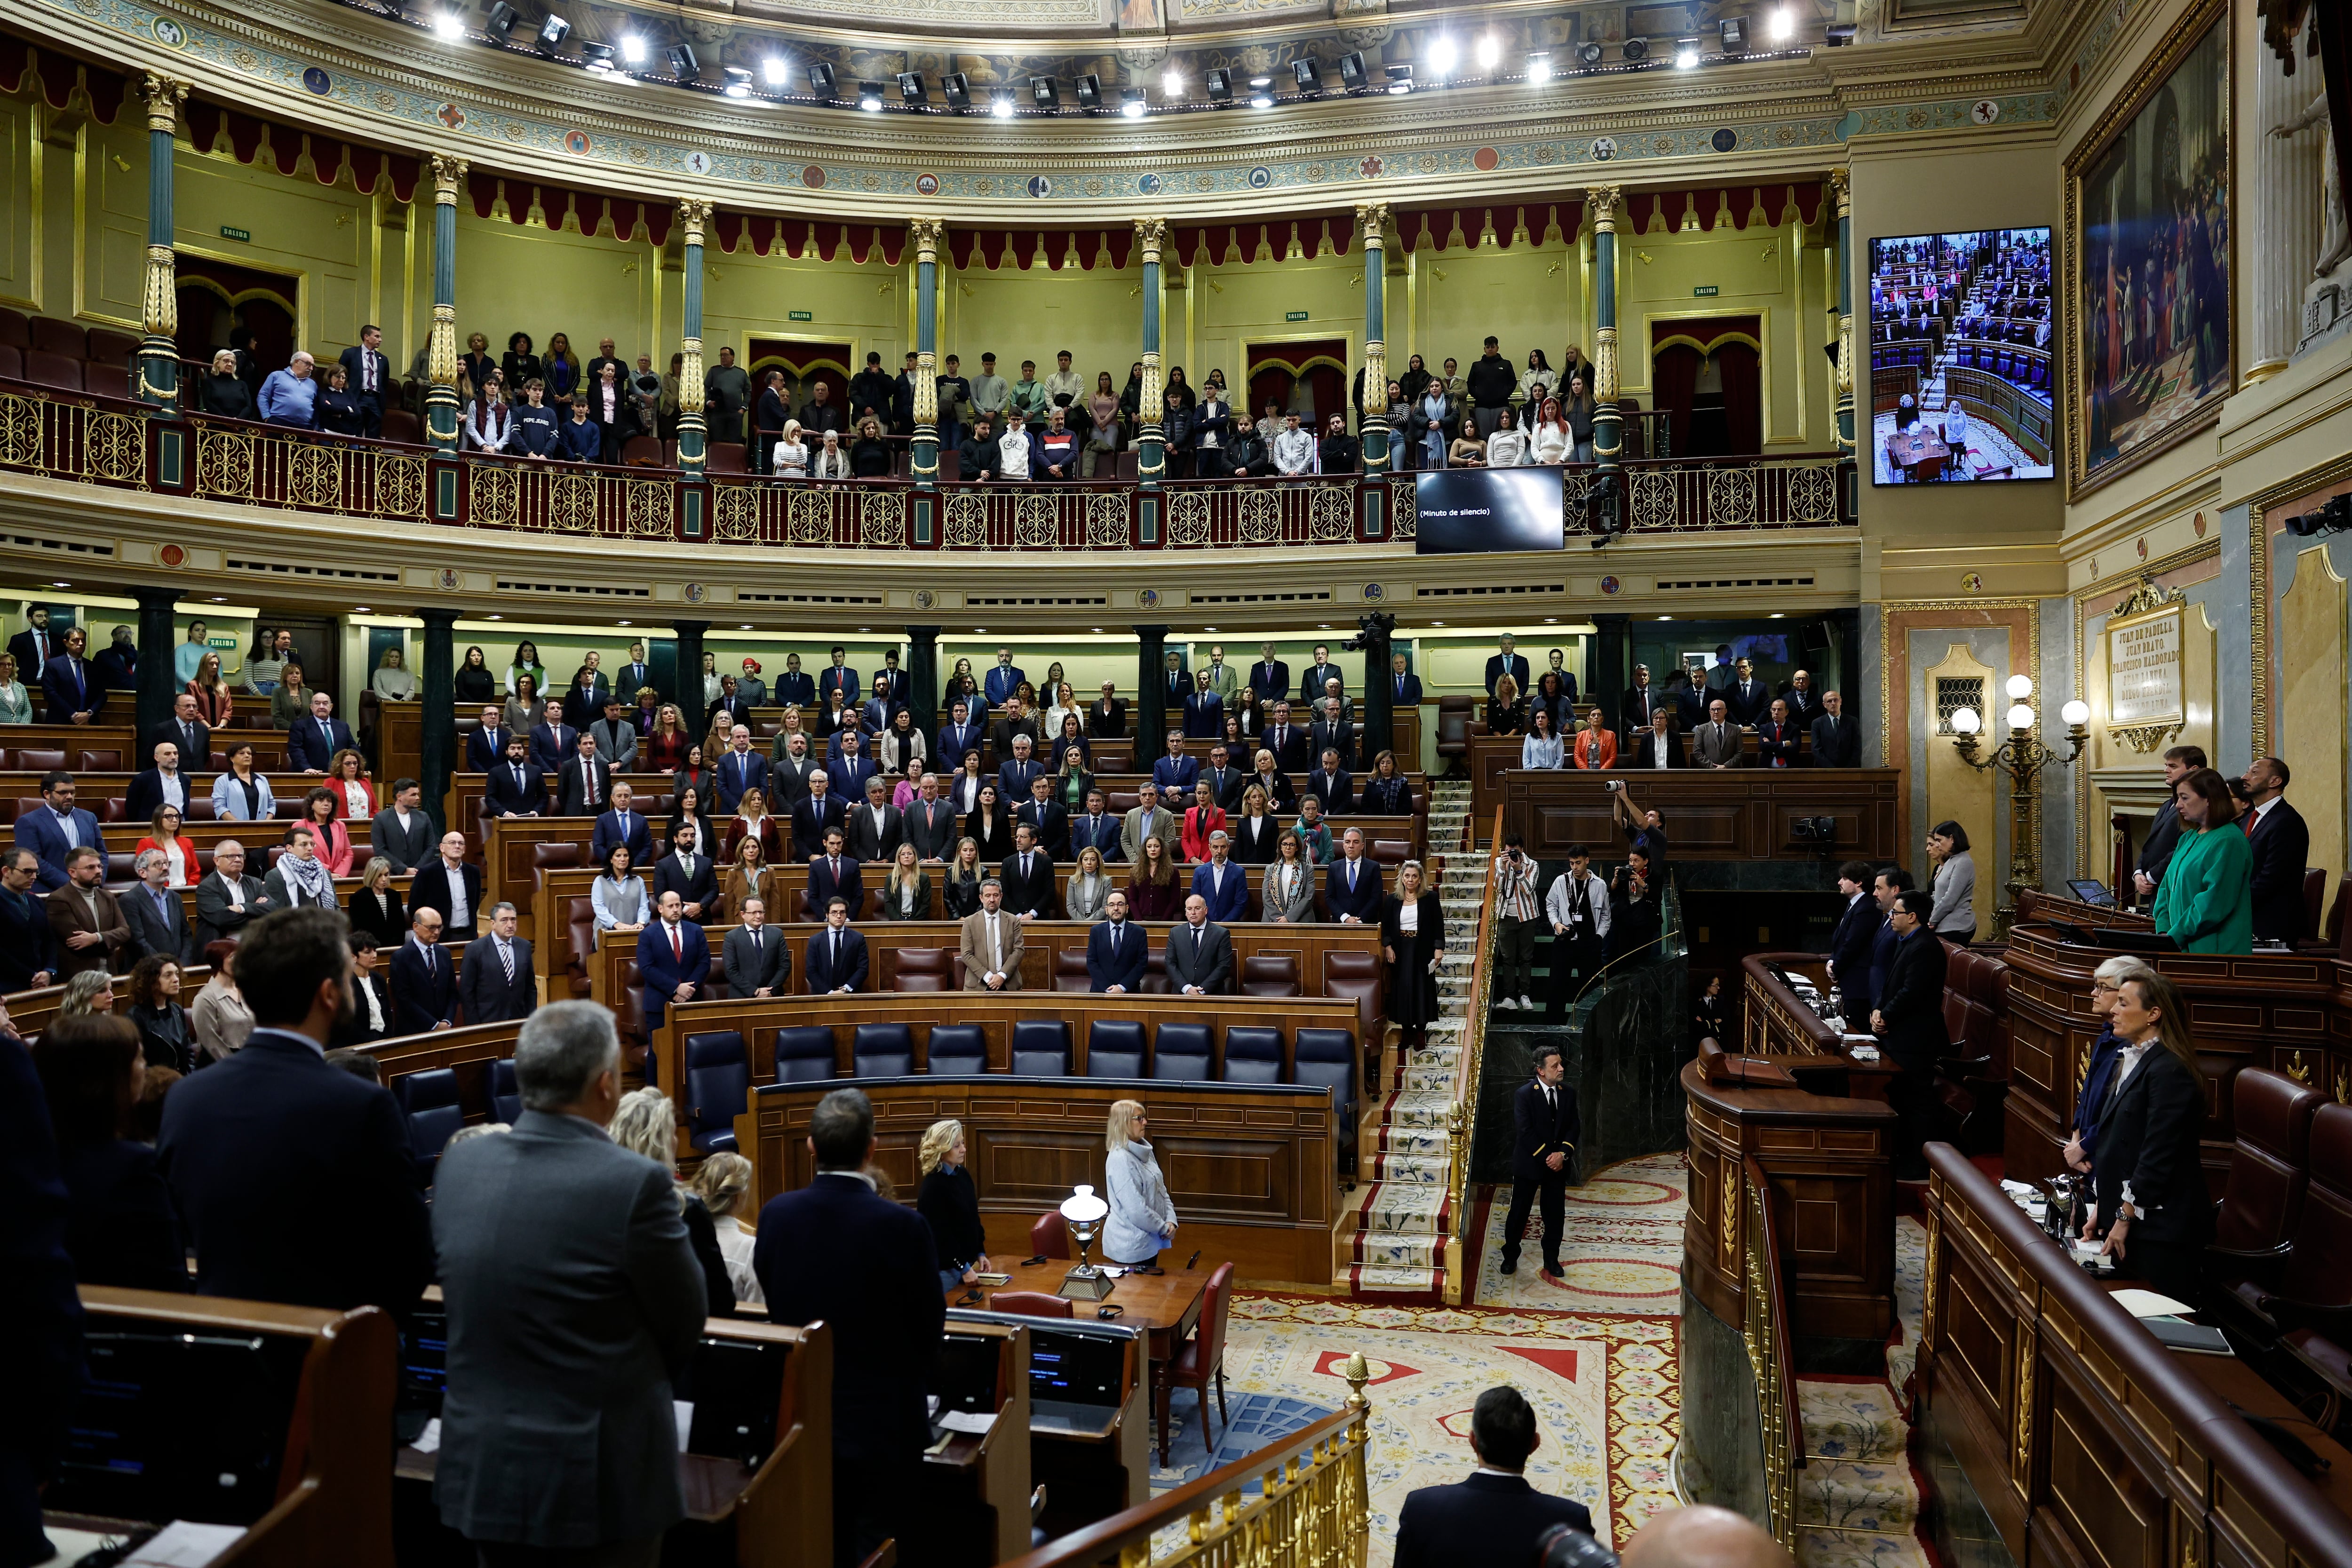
[2105,599,2185,748]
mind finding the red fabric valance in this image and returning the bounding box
[1625,183,1827,235]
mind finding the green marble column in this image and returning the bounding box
[135,74,188,413]
[1358,203,1391,472]
[424,155,467,455]
[677,199,710,478]
[1588,186,1622,481]
[1136,218,1167,486]
[909,218,944,488]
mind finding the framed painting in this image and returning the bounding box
[2064,0,2232,498]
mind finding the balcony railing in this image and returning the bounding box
[0,378,1857,548]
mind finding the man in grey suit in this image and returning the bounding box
[457,902,537,1025]
[591,698,640,772]
[431,1002,707,1567]
[194,839,274,949]
[902,774,959,862]
[1120,781,1178,866]
[1162,893,1233,995]
[1689,699,1743,769]
[122,849,199,964]
[722,897,792,998]
[368,778,434,874]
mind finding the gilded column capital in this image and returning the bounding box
[1134,216,1168,266]
[1585,186,1621,231]
[431,154,469,204]
[1829,167,1851,218]
[141,73,188,135]
[677,199,714,248]
[1355,202,1391,245]
[908,216,947,263]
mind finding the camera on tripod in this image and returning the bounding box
[1791,816,1836,842]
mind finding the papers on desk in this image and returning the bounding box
[675,1401,695,1453]
[411,1417,443,1454]
[2111,1288,2196,1319]
[938,1410,997,1435]
[2110,1290,2233,1354]
[2000,1179,2048,1220]
[123,1521,248,1567]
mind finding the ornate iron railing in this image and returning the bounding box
[1442,806,1502,1306]
[0,377,1854,546]
[1741,1155,1801,1549]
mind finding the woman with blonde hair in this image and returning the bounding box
[606,1087,737,1316]
[185,649,234,724]
[0,653,30,724]
[1064,845,1112,923]
[718,835,771,924]
[59,969,115,1019]
[917,1119,991,1289]
[1103,1100,1178,1268]
[347,854,406,945]
[724,785,785,865]
[690,1152,763,1306]
[771,418,809,480]
[645,703,690,772]
[882,842,931,921]
[943,836,986,918]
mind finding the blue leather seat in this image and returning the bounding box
[1152,1022,1213,1082]
[398,1067,465,1173]
[773,1025,838,1083]
[1086,1019,1146,1080]
[927,1022,988,1076]
[490,1058,521,1124]
[1221,1026,1283,1085]
[852,1022,915,1079]
[683,1031,750,1154]
[1010,1019,1071,1077]
[1292,1028,1358,1168]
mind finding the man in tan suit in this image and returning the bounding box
[958,879,1025,991]
[1120,781,1179,866]
[48,844,129,978]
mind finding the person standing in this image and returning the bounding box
[2081,971,2212,1306]
[1393,1386,1593,1568]
[2130,745,2201,906]
[1380,860,1445,1050]
[1499,1045,1577,1278]
[1102,1099,1179,1267]
[1925,821,1977,945]
[432,1002,707,1568]
[1823,860,1879,1022]
[2238,756,2311,944]
[1493,833,1546,1011]
[1871,889,1950,1180]
[458,902,538,1025]
[755,1088,944,1568]
[2148,768,2253,955]
[1543,846,1611,1019]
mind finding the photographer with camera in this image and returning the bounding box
[1609,847,1661,968]
[1493,833,1547,1011]
[1394,1385,1593,1567]
[1608,781,1668,870]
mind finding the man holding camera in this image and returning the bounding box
[1493,833,1547,1011]
[1608,782,1668,870]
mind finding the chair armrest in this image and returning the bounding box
[2258,1294,2352,1341]
[2205,1241,2293,1290]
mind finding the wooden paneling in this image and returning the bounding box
[1499,767,1904,863]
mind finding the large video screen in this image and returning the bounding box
[1867,228,2054,485]
[1412,467,1565,555]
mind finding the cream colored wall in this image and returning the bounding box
[1196,250,1365,398]
[942,260,1143,390]
[703,249,900,371]
[449,211,664,369]
[171,145,377,358]
[0,95,35,309]
[1620,211,1832,450]
[1411,241,1562,375]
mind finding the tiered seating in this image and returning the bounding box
[0,307,139,398]
[2208,1080,2352,1420]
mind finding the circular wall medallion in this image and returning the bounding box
[801,165,826,188]
[1599,575,1621,595]
[913,589,937,610]
[151,17,185,46]
[435,103,466,130]
[437,568,460,590]
[1137,173,1162,196]
[1472,146,1501,172]
[1247,166,1271,190]
[684,150,713,176]
[1710,127,1737,153]
[2193,511,2209,537]
[1590,136,1617,162]
[1363,582,1384,601]
[302,67,333,96]
[1359,155,1384,178]
[1971,98,2002,124]
[158,543,186,568]
[915,172,940,196]
[1960,572,1984,594]
[564,131,592,155]
[1138,588,1160,609]
[2136,537,2148,559]
[683,581,707,605]
[1027,175,1053,199]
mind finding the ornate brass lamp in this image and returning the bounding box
[1949,675,2090,937]
[1057,1183,1115,1301]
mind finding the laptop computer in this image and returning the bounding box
[2067,879,2117,907]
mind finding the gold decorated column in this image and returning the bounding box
[676,198,712,477]
[1830,168,1855,469]
[424,153,468,453]
[1358,201,1391,471]
[909,215,945,487]
[1136,216,1168,485]
[137,73,190,411]
[1586,185,1623,483]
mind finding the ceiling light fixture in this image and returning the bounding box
[1074,72,1103,111]
[723,66,752,98]
[898,71,927,106]
[1475,33,1501,71]
[617,32,646,64]
[1621,37,1649,61]
[1576,40,1605,66]
[1674,38,1700,68]
[1206,67,1235,104]
[667,43,699,79]
[762,55,787,86]
[857,80,884,111]
[1719,16,1748,52]
[1248,76,1274,109]
[580,40,612,69]
[1120,88,1147,118]
[483,1,518,39]
[1337,52,1367,92]
[1526,52,1552,82]
[1162,66,1184,97]
[1384,63,1413,94]
[1770,6,1796,41]
[1825,22,1857,44]
[533,13,569,52]
[942,71,971,110]
[990,87,1016,117]
[1426,35,1458,75]
[806,60,835,96]
[1292,57,1322,95]
[1030,75,1060,111]
[433,9,467,40]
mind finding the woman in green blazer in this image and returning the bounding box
[2150,768,2253,955]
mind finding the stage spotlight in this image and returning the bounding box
[1674,38,1700,68]
[617,33,645,63]
[1031,75,1060,110]
[1475,33,1501,71]
[1825,22,1857,44]
[857,80,884,111]
[1770,7,1796,41]
[723,67,753,97]
[898,71,927,105]
[1248,75,1273,109]
[1337,52,1367,91]
[1162,66,1184,97]
[1384,64,1413,94]
[1427,35,1458,75]
[534,13,570,52]
[1720,16,1748,52]
[434,8,468,40]
[942,71,971,109]
[1526,52,1552,82]
[1121,88,1146,118]
[806,60,835,96]
[1576,40,1605,66]
[1074,72,1103,111]
[761,56,787,86]
[990,88,1016,117]
[667,43,699,78]
[484,2,518,39]
[1293,58,1322,94]
[580,40,613,69]
[1621,37,1648,61]
[1206,67,1235,103]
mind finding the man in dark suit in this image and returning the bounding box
[1688,700,1742,769]
[1780,669,1825,728]
[7,605,58,691]
[553,732,615,817]
[1311,703,1356,774]
[1163,894,1233,995]
[816,646,860,710]
[145,693,213,780]
[772,653,815,709]
[1260,702,1312,774]
[1087,892,1148,992]
[528,715,580,775]
[12,772,101,891]
[903,775,960,862]
[1150,731,1199,797]
[1388,652,1423,708]
[409,832,485,941]
[705,678,753,737]
[755,1087,944,1567]
[989,700,1041,767]
[875,651,911,706]
[634,891,710,1044]
[40,627,102,724]
[805,900,869,993]
[0,846,58,988]
[1304,752,1354,815]
[844,777,903,863]
[1482,636,1531,701]
[1720,658,1771,726]
[430,1001,707,1564]
[615,642,655,707]
[1325,829,1384,924]
[983,648,1026,707]
[1199,745,1245,812]
[368,779,434,874]
[389,907,459,1034]
[337,325,392,437]
[722,898,792,998]
[652,820,718,922]
[483,737,547,818]
[1249,644,1290,713]
[95,626,137,693]
[286,691,356,773]
[125,739,197,824]
[1015,774,1069,860]
[592,785,654,866]
[193,839,273,949]
[2131,745,2201,903]
[806,828,865,922]
[767,733,822,806]
[1070,789,1121,863]
[1754,700,1804,768]
[998,826,1057,919]
[466,706,518,773]
[1873,889,1951,1180]
[1809,689,1860,768]
[1392,1385,1593,1568]
[715,731,771,813]
[858,674,900,739]
[1825,861,1880,1020]
[792,773,847,862]
[2240,756,2311,944]
[158,906,433,1317]
[457,902,537,1025]
[1160,650,1190,712]
[936,701,984,769]
[1499,1045,1578,1277]
[121,849,199,965]
[1863,867,1913,1009]
[1296,645,1343,708]
[1620,664,1661,739]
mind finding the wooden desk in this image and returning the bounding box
[1740,953,1899,1102]
[1492,766,1906,864]
[952,1258,1207,1375]
[922,1319,1032,1565]
[8,965,210,1037]
[1884,427,1950,478]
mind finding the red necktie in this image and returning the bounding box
[670,924,683,961]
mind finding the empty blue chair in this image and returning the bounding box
[398,1067,465,1173]
[773,1026,838,1083]
[853,1023,915,1078]
[1221,1027,1283,1085]
[1151,1022,1213,1082]
[1293,1029,1359,1169]
[683,1031,750,1154]
[1010,1019,1071,1077]
[490,1058,520,1124]
[927,1023,988,1076]
[1086,1019,1147,1080]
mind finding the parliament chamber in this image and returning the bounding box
[12,0,2352,1565]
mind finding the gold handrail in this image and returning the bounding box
[999,1353,1374,1568]
[1740,1155,1800,1548]
[1442,805,1505,1305]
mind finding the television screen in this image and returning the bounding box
[1867,228,2054,484]
[1412,467,1565,555]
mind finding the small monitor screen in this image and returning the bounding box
[934,1334,1002,1417]
[1867,228,2054,484]
[1413,467,1565,554]
[1028,1327,1127,1408]
[2067,879,2118,908]
[678,1337,785,1465]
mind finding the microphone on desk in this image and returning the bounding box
[1186,1250,1201,1271]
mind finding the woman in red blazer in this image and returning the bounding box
[1180,779,1230,863]
[325,749,379,820]
[134,803,201,886]
[1571,707,1618,769]
[299,787,356,877]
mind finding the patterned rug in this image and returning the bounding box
[1467,1152,1690,1315]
